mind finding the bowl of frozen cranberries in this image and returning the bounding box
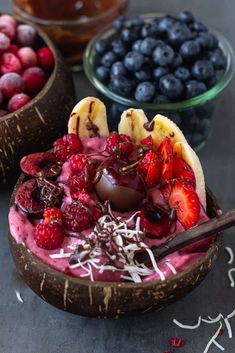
[0,14,74,183]
[84,11,234,150]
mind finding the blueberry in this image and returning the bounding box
[121,28,138,43]
[196,33,218,50]
[191,60,215,81]
[185,80,207,99]
[158,16,176,34]
[111,39,127,57]
[101,51,118,68]
[171,53,183,68]
[132,40,142,52]
[192,21,208,33]
[153,66,169,80]
[159,74,184,98]
[141,23,157,38]
[96,66,110,82]
[113,16,126,32]
[206,75,218,89]
[179,40,200,61]
[110,62,127,77]
[153,94,171,104]
[210,51,227,70]
[134,68,151,82]
[174,67,191,81]
[178,10,194,24]
[124,16,145,28]
[135,81,155,102]
[168,23,192,47]
[152,44,175,66]
[95,38,109,55]
[109,75,134,96]
[124,51,145,71]
[140,37,158,56]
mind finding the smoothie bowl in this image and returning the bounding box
[8,97,221,317]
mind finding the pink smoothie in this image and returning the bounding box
[9,137,212,283]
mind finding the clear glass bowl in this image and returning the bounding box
[84,13,235,151]
[12,0,128,70]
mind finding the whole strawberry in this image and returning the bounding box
[35,223,64,250]
[105,132,134,158]
[138,150,162,188]
[53,133,83,161]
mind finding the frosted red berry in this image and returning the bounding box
[0,52,22,74]
[16,24,36,47]
[35,222,64,250]
[22,66,46,95]
[0,32,10,54]
[37,47,54,70]
[8,93,31,112]
[53,133,83,161]
[0,19,16,40]
[63,202,93,232]
[17,47,37,68]
[0,72,24,99]
[105,132,134,158]
[43,207,63,225]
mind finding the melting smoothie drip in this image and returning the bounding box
[68,202,165,282]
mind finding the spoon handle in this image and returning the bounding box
[138,209,235,265]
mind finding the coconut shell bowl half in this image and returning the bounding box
[0,19,74,184]
[9,177,222,318]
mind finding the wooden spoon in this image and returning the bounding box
[136,209,235,266]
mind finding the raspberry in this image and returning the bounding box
[43,207,63,225]
[105,132,134,158]
[69,154,99,177]
[35,223,64,250]
[53,134,83,161]
[169,337,185,348]
[67,174,92,193]
[63,202,93,232]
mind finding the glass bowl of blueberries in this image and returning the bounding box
[84,11,234,151]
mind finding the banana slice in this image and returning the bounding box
[68,97,109,138]
[118,108,150,143]
[173,141,206,210]
[150,114,187,148]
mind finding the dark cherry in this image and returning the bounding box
[94,158,146,212]
[140,204,172,238]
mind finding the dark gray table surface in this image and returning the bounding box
[1,1,235,352]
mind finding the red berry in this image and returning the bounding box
[105,132,134,158]
[0,32,10,53]
[158,137,173,182]
[20,152,61,178]
[63,202,93,232]
[0,72,24,99]
[16,24,36,47]
[69,154,99,177]
[0,52,22,74]
[8,93,31,112]
[22,66,46,95]
[140,204,171,238]
[0,19,16,40]
[71,189,92,205]
[169,179,200,229]
[17,47,37,68]
[43,207,63,225]
[0,15,17,27]
[35,223,64,250]
[8,44,19,55]
[169,337,185,348]
[67,174,92,193]
[159,180,173,201]
[140,135,154,149]
[53,133,83,161]
[138,150,162,188]
[37,46,54,70]
[173,156,196,188]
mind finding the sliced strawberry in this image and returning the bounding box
[173,156,196,188]
[138,150,162,188]
[169,179,200,229]
[140,135,154,149]
[160,180,173,201]
[140,204,172,238]
[158,137,173,182]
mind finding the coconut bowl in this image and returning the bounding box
[0,19,74,184]
[9,174,222,318]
